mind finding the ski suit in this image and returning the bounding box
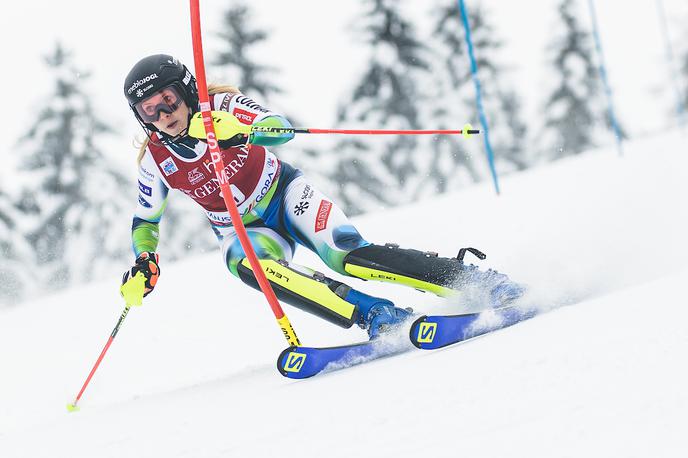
[130,92,521,332]
[133,92,368,278]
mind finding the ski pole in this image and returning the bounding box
[251,125,480,138]
[190,0,300,347]
[67,272,146,412]
[208,118,479,139]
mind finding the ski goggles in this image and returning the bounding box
[134,85,184,123]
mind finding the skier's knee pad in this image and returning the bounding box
[237,258,359,328]
[343,243,465,297]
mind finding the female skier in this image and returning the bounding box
[121,54,523,339]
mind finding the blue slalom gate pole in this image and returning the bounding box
[655,0,686,129]
[586,0,624,156]
[458,0,500,195]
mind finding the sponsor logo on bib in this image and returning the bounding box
[160,158,178,176]
[188,167,205,185]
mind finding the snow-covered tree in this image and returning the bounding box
[0,184,31,306]
[682,46,688,110]
[18,43,130,290]
[212,1,282,101]
[329,0,431,215]
[210,1,311,182]
[540,0,620,159]
[420,1,528,200]
[412,3,480,197]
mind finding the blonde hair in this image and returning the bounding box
[135,83,241,163]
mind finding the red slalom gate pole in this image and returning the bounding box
[189,0,299,346]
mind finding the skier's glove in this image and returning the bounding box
[188,111,251,148]
[122,252,160,298]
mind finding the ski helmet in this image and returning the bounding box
[123,54,198,132]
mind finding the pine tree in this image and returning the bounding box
[541,0,612,158]
[0,185,30,305]
[422,1,528,200]
[18,43,130,290]
[683,46,688,110]
[330,0,431,215]
[212,1,281,101]
[418,3,485,198]
[210,0,311,180]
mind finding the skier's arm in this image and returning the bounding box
[131,150,170,257]
[218,93,295,146]
[132,218,162,256]
[250,115,294,147]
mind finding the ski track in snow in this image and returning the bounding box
[1,131,687,457]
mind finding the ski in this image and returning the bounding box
[409,305,538,350]
[277,337,410,379]
[276,306,538,378]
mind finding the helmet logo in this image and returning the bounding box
[127,72,159,95]
[183,70,191,85]
[136,89,144,98]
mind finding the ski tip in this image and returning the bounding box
[276,346,308,378]
[409,315,429,349]
[66,402,80,413]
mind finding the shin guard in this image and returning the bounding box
[343,243,472,297]
[237,258,359,328]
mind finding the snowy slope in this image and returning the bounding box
[1,130,687,457]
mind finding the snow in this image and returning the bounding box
[1,130,687,457]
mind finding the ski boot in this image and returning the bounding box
[345,289,413,340]
[459,263,526,308]
[343,243,526,307]
[491,281,525,307]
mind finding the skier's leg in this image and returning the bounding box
[280,176,524,306]
[220,226,409,337]
[343,244,525,306]
[280,176,370,276]
[221,226,295,277]
[236,258,411,338]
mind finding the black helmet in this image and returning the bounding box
[123,54,198,134]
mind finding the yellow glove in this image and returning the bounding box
[188,111,252,147]
[120,252,160,306]
[120,271,147,307]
